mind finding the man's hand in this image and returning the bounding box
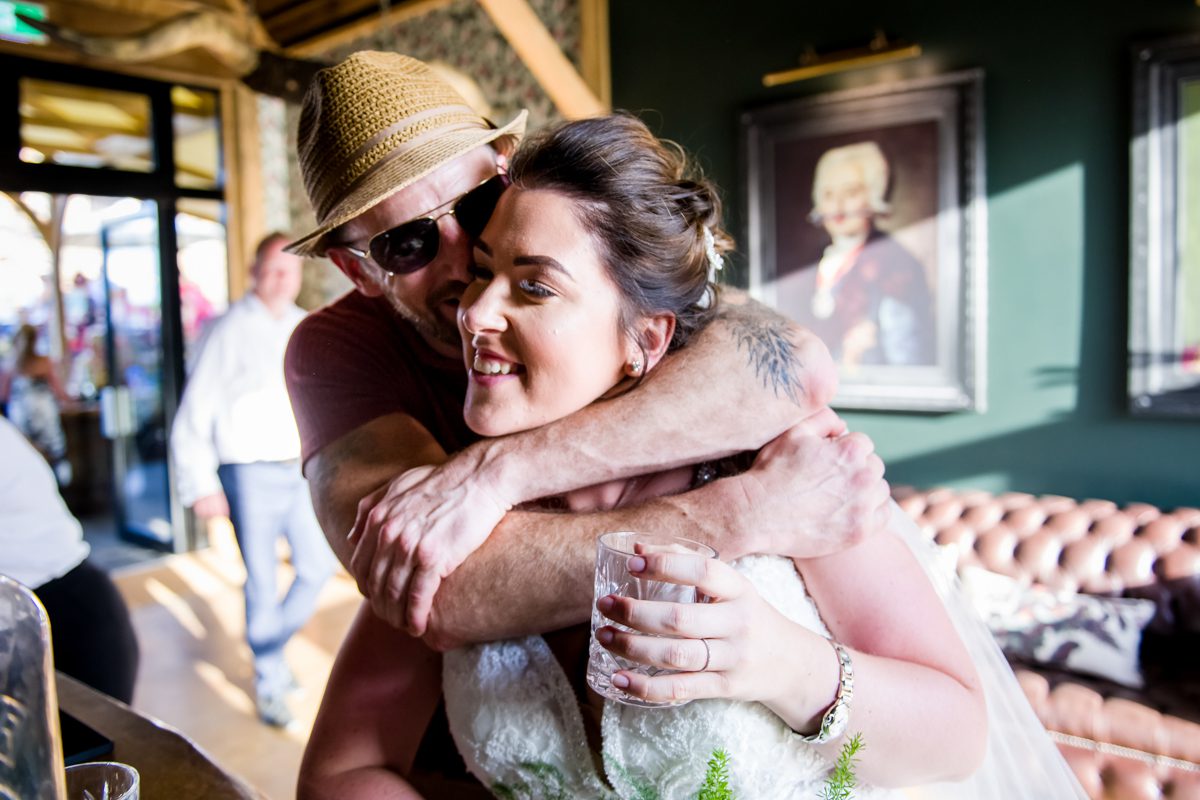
[191,491,230,520]
[729,409,889,559]
[347,457,512,635]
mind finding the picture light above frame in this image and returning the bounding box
[762,32,923,87]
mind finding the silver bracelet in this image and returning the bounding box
[798,640,854,744]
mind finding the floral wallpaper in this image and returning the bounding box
[256,95,290,234]
[326,0,578,131]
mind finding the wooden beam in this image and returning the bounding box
[222,83,261,301]
[260,0,378,28]
[41,1,276,55]
[253,0,298,14]
[578,0,610,108]
[476,0,606,119]
[211,0,246,15]
[285,0,453,56]
[2,191,53,244]
[261,0,377,47]
[0,39,235,88]
[48,0,223,15]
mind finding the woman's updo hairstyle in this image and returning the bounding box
[507,113,733,352]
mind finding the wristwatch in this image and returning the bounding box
[799,640,854,744]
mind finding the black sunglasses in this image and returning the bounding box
[343,173,511,275]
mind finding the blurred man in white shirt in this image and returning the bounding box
[171,233,333,728]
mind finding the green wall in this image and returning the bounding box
[609,0,1198,508]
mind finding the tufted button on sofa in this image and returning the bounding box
[893,486,1200,800]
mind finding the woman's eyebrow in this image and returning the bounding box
[514,255,572,278]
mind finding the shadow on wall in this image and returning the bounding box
[885,417,1195,511]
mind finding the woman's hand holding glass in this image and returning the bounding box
[594,550,836,720]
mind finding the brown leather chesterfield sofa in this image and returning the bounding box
[894,486,1200,800]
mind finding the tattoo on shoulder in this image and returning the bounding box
[718,302,805,404]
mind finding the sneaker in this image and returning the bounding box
[255,691,295,729]
[283,663,302,695]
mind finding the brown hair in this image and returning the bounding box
[12,324,41,372]
[507,113,733,353]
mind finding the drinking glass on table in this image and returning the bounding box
[0,574,66,800]
[586,531,717,708]
[65,761,139,800]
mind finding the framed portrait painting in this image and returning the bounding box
[741,70,986,412]
[1130,34,1200,417]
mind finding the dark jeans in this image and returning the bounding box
[35,559,139,704]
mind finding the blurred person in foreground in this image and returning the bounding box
[170,233,334,728]
[0,416,138,703]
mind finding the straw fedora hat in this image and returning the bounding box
[287,51,527,257]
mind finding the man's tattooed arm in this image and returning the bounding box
[304,414,450,568]
[715,293,814,406]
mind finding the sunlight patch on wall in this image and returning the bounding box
[986,161,1085,419]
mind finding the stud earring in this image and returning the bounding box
[629,359,643,376]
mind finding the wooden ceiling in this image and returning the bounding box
[0,0,475,101]
[1,0,607,115]
[3,0,446,62]
[255,0,404,50]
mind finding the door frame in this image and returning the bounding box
[1,53,228,551]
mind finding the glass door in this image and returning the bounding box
[99,206,176,548]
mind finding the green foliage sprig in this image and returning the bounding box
[697,748,733,800]
[820,733,865,800]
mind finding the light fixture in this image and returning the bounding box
[762,31,922,87]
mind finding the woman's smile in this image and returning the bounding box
[471,349,525,378]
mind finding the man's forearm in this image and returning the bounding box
[307,414,451,568]
[464,292,835,507]
[424,477,750,650]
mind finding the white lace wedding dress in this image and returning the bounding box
[442,505,1088,800]
[443,553,900,799]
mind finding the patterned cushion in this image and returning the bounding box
[960,567,1156,689]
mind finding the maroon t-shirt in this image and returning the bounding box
[284,290,481,788]
[284,290,476,468]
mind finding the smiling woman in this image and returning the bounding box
[460,190,634,436]
[458,114,728,438]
